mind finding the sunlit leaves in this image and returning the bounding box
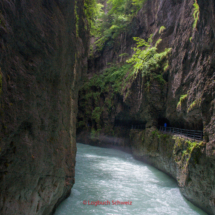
[192,0,200,29]
[126,35,171,76]
[91,0,147,51]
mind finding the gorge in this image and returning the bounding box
[0,0,215,214]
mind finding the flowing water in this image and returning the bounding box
[55,143,206,215]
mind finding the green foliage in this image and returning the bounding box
[189,37,193,42]
[84,63,133,93]
[126,35,172,77]
[90,2,105,36]
[119,53,129,58]
[108,0,145,15]
[175,137,203,168]
[151,130,161,139]
[78,63,132,131]
[92,107,103,123]
[153,74,166,85]
[75,1,79,37]
[159,26,166,34]
[90,128,96,138]
[163,61,169,71]
[90,128,102,138]
[77,121,85,128]
[187,98,201,113]
[177,94,187,110]
[91,0,147,51]
[151,130,170,140]
[188,101,196,112]
[132,0,146,12]
[182,140,202,157]
[84,0,98,30]
[193,0,200,29]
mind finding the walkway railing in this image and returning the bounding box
[114,122,203,141]
[159,126,203,141]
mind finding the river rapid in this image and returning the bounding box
[55,143,206,215]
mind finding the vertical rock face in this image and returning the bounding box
[79,0,215,149]
[0,0,88,214]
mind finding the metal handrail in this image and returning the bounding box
[115,123,203,141]
[159,126,203,141]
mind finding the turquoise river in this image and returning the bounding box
[55,143,206,215]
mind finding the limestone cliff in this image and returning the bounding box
[77,0,215,214]
[0,0,88,214]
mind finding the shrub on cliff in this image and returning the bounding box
[126,34,172,78]
[78,63,132,132]
[90,0,147,51]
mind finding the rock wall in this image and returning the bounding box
[84,0,215,136]
[78,0,215,214]
[0,0,88,214]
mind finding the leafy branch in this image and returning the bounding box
[126,34,171,77]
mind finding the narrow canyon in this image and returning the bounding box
[0,0,214,214]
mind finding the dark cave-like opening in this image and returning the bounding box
[158,118,203,131]
[157,118,171,127]
[114,119,146,129]
[170,120,203,131]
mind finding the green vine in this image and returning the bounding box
[193,0,200,29]
[187,98,201,113]
[159,26,166,34]
[177,94,187,110]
